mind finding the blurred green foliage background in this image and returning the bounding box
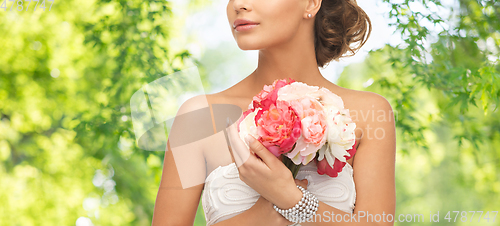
[0,0,499,225]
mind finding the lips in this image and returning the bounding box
[233,18,259,29]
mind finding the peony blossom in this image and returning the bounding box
[316,140,357,177]
[318,108,356,167]
[252,78,295,111]
[310,87,345,112]
[285,97,327,165]
[254,100,301,157]
[277,82,320,102]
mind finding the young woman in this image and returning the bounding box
[153,0,396,225]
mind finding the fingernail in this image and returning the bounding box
[245,134,252,143]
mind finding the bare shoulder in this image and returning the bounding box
[328,85,394,125]
[357,91,392,111]
[176,94,211,116]
[337,86,392,111]
[177,92,234,112]
[169,94,214,152]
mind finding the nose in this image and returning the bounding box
[232,0,251,13]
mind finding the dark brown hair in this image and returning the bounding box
[314,0,372,68]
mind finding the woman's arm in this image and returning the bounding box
[152,95,211,225]
[152,141,204,225]
[211,196,291,226]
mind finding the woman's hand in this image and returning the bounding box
[226,118,303,210]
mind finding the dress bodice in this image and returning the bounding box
[201,159,356,225]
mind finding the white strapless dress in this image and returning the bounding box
[201,160,356,225]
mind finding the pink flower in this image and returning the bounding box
[255,100,301,157]
[252,78,295,111]
[252,85,274,110]
[316,156,345,178]
[277,82,320,101]
[285,97,327,165]
[310,87,345,112]
[298,98,327,145]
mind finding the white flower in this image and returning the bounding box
[238,108,260,149]
[318,108,356,167]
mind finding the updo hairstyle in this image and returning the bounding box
[314,0,372,67]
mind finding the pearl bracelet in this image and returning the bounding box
[273,185,319,224]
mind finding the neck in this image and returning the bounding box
[249,26,325,88]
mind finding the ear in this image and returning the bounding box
[304,0,322,18]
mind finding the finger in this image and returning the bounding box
[226,117,251,167]
[294,179,308,189]
[294,179,308,184]
[245,135,280,169]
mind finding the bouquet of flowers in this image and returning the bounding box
[236,78,357,178]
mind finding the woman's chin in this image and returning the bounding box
[235,42,261,51]
[233,38,267,50]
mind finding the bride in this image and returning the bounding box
[152,0,396,225]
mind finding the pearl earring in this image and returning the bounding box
[308,13,312,18]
